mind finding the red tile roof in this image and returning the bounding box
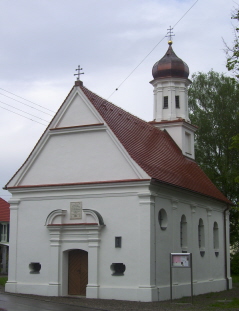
[80,85,231,205]
[0,198,10,222]
[5,83,231,205]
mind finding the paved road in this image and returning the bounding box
[0,293,106,311]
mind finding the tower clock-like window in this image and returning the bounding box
[163,96,168,109]
[175,95,180,108]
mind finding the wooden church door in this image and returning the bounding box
[68,249,88,295]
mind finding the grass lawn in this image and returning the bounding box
[209,275,239,309]
[211,298,239,309]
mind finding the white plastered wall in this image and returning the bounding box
[6,181,231,301]
[151,78,190,122]
[17,128,147,186]
[6,182,156,301]
[153,122,196,160]
[152,183,231,301]
[55,92,100,128]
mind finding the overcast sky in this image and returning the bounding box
[0,0,236,200]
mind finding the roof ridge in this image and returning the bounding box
[80,84,150,124]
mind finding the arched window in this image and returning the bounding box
[180,215,187,250]
[213,222,219,256]
[158,209,167,230]
[198,218,205,256]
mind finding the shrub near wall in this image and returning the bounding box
[231,252,239,275]
[0,277,7,286]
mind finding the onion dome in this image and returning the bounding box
[152,41,189,79]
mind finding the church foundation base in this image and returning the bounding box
[138,286,159,301]
[157,278,230,301]
[98,286,159,301]
[86,285,99,298]
[48,283,61,296]
[5,278,230,302]
[5,281,17,293]
[6,282,49,296]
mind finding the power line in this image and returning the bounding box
[107,35,166,100]
[107,0,199,100]
[0,92,54,116]
[0,100,50,123]
[173,0,199,29]
[0,87,55,113]
[0,106,48,126]
[0,0,199,125]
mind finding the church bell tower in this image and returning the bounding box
[150,39,196,159]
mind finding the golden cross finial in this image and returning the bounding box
[166,26,175,45]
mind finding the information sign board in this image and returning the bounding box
[170,253,193,304]
[171,253,191,268]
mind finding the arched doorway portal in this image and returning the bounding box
[68,249,88,295]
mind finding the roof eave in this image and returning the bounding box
[150,178,233,206]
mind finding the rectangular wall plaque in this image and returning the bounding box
[70,202,82,219]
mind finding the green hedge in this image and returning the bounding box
[231,252,239,275]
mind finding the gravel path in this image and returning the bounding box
[0,282,239,310]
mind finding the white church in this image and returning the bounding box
[4,41,232,301]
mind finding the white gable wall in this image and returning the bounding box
[56,92,101,128]
[7,86,149,187]
[18,128,146,186]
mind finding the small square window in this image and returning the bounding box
[29,262,41,274]
[115,237,122,248]
[111,263,126,276]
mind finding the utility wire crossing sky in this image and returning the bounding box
[0,0,236,199]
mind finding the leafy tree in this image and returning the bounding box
[225,8,239,78]
[231,133,239,183]
[225,7,239,254]
[230,131,239,252]
[188,70,239,251]
[231,251,239,275]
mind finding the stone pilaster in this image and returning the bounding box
[5,199,20,293]
[138,193,157,301]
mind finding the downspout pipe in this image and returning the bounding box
[224,204,230,290]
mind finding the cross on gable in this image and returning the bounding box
[74,65,84,81]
